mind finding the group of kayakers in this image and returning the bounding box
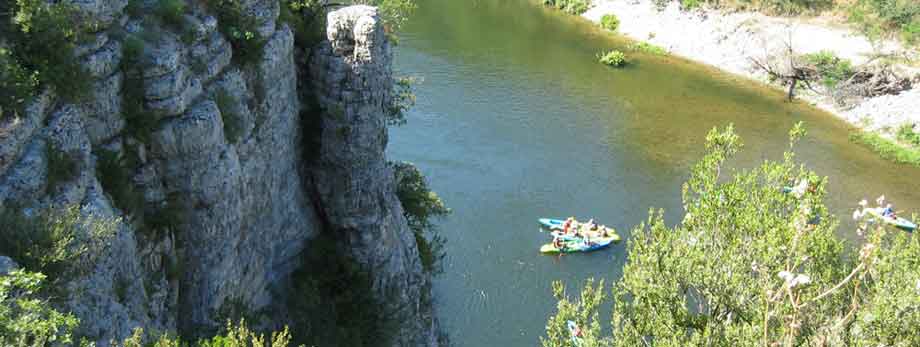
[551,217,612,249]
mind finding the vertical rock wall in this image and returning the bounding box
[0,1,437,345]
[309,6,439,346]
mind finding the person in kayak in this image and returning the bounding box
[883,204,897,218]
[553,236,566,251]
[586,219,598,232]
[563,217,575,233]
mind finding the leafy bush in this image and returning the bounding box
[0,270,81,346]
[896,124,920,146]
[206,0,266,65]
[386,76,416,126]
[802,50,854,89]
[96,148,144,216]
[543,0,591,15]
[627,41,668,55]
[599,14,620,31]
[279,0,326,48]
[3,0,91,103]
[851,130,920,166]
[155,0,188,31]
[215,90,244,144]
[45,142,78,194]
[597,50,627,67]
[681,0,703,10]
[0,205,118,281]
[543,123,920,346]
[354,0,418,34]
[287,235,398,347]
[0,47,38,119]
[394,161,450,273]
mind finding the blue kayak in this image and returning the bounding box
[538,218,566,229]
[866,208,917,232]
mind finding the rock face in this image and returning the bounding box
[310,6,439,346]
[0,2,437,346]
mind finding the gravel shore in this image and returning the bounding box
[583,0,920,134]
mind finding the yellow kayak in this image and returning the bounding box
[540,236,619,254]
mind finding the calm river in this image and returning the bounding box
[387,0,920,345]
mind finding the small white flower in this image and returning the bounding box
[853,209,865,221]
[792,179,808,198]
[778,271,794,282]
[792,274,811,287]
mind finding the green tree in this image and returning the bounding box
[0,205,119,282]
[393,161,450,273]
[0,270,80,347]
[542,123,920,346]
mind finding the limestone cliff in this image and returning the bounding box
[0,1,438,346]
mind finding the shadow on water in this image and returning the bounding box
[387,0,920,346]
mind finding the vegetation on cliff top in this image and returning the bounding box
[542,123,920,346]
[0,0,92,119]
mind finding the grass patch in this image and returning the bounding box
[628,42,668,55]
[896,124,920,146]
[543,0,590,15]
[600,14,620,31]
[679,0,834,15]
[598,50,628,67]
[215,90,244,144]
[851,130,920,166]
[45,143,78,194]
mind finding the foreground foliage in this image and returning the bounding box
[1,270,293,347]
[0,206,118,283]
[0,270,81,347]
[543,123,920,346]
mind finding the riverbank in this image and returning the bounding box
[583,0,920,147]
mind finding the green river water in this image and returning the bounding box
[386,0,920,345]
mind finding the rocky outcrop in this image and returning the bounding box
[0,1,437,346]
[308,5,440,347]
